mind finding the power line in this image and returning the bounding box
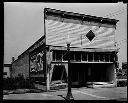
[105,7,126,17]
[119,38,127,42]
[116,39,127,46]
[117,38,127,43]
[117,41,127,45]
[104,8,126,18]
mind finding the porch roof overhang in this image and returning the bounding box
[47,45,119,53]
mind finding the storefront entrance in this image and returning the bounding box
[70,63,115,87]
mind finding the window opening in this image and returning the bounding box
[88,52,93,62]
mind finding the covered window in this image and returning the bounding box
[63,50,68,61]
[88,52,93,61]
[53,51,56,61]
[115,53,118,61]
[52,50,63,61]
[56,50,62,61]
[99,53,104,62]
[110,53,114,62]
[94,53,99,62]
[105,53,109,62]
[82,52,87,61]
[75,52,81,61]
[70,51,75,61]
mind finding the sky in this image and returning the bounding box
[4,2,127,64]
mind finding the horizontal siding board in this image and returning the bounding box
[46,17,115,49]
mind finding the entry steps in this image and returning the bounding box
[87,82,116,88]
[34,81,116,90]
[34,80,67,90]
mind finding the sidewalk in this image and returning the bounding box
[3,89,45,95]
[3,87,127,100]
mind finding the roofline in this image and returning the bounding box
[44,8,119,26]
[14,8,119,62]
[47,45,119,52]
[4,64,12,67]
[17,35,45,59]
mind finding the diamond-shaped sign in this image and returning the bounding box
[86,30,95,41]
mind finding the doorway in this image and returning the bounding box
[70,63,115,87]
[51,65,67,83]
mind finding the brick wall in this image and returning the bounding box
[11,53,29,79]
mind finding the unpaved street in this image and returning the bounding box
[3,87,127,101]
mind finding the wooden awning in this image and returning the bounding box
[48,45,119,52]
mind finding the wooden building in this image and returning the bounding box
[12,8,119,90]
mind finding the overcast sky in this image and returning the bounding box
[4,2,127,64]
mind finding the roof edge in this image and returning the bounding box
[17,35,45,59]
[44,8,119,25]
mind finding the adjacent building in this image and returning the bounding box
[3,64,12,78]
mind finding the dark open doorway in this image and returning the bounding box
[51,65,67,83]
[70,63,115,87]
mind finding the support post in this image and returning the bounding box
[46,70,50,91]
[80,34,82,47]
[114,67,117,87]
[93,53,94,62]
[46,48,50,91]
[87,53,88,62]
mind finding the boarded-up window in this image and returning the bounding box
[75,52,81,61]
[88,52,93,61]
[110,53,114,62]
[82,52,87,61]
[94,53,99,61]
[105,54,109,62]
[53,51,56,61]
[56,50,62,61]
[63,51,68,61]
[99,53,104,61]
[70,51,75,61]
